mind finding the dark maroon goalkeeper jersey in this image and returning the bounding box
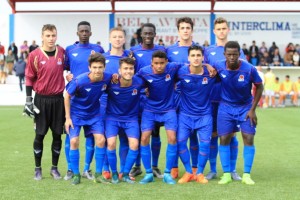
[26,46,65,95]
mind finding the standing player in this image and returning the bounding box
[166,16,199,179]
[177,46,217,184]
[64,21,105,181]
[264,67,276,108]
[204,17,246,181]
[105,57,144,184]
[101,27,131,179]
[129,23,166,178]
[25,24,65,180]
[64,53,111,185]
[293,76,300,106]
[137,51,178,185]
[216,41,263,185]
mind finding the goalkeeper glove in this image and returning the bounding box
[23,96,40,118]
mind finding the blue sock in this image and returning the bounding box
[135,150,141,167]
[230,136,239,172]
[65,134,71,170]
[84,136,94,172]
[165,143,177,173]
[151,136,161,167]
[209,136,218,173]
[190,133,199,168]
[95,146,106,174]
[196,141,210,174]
[140,144,152,173]
[219,145,230,173]
[178,140,192,173]
[107,149,117,173]
[102,154,110,172]
[123,149,139,174]
[69,149,80,175]
[244,145,255,173]
[119,135,129,173]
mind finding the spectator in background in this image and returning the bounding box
[20,40,29,59]
[14,56,26,92]
[269,41,278,58]
[203,40,209,47]
[258,57,268,66]
[262,51,272,66]
[8,42,18,62]
[249,40,259,55]
[283,50,294,66]
[242,43,250,61]
[0,50,5,84]
[274,77,280,101]
[295,44,300,54]
[270,48,282,66]
[259,41,268,57]
[264,67,276,108]
[279,75,294,107]
[0,42,5,55]
[285,42,295,53]
[136,23,144,44]
[29,40,39,53]
[293,51,300,66]
[292,77,300,106]
[130,33,139,47]
[249,52,260,66]
[158,39,165,46]
[5,50,15,75]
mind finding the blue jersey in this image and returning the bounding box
[215,59,262,106]
[64,42,105,77]
[166,41,197,64]
[177,65,217,116]
[204,45,246,102]
[103,50,131,74]
[66,72,112,119]
[137,62,179,112]
[106,76,144,121]
[130,44,166,73]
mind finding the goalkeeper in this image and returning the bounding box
[24,24,66,181]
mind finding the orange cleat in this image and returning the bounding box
[119,173,135,181]
[196,174,208,184]
[102,171,111,179]
[178,172,194,184]
[171,168,179,179]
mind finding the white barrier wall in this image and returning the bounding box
[116,13,211,48]
[217,14,300,56]
[14,13,109,50]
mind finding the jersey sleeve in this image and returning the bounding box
[66,79,78,97]
[251,66,263,84]
[64,47,70,71]
[25,51,37,86]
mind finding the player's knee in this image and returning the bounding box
[242,133,254,146]
[212,131,218,138]
[167,135,176,144]
[107,140,116,150]
[94,134,106,147]
[129,140,139,150]
[70,137,79,149]
[219,134,232,145]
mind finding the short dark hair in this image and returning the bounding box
[119,57,135,67]
[152,50,167,60]
[214,17,228,28]
[188,45,203,55]
[78,21,91,29]
[225,41,241,52]
[267,67,271,71]
[88,53,105,66]
[177,17,194,30]
[275,77,279,81]
[286,75,290,78]
[42,24,56,34]
[141,23,156,33]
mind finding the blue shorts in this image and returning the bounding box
[105,120,140,139]
[177,113,212,142]
[217,103,256,136]
[141,110,177,132]
[69,120,104,140]
[211,102,240,133]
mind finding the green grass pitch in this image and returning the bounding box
[0,106,299,200]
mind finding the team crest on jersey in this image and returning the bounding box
[101,84,107,91]
[184,79,190,83]
[210,52,216,56]
[132,89,138,95]
[57,58,62,65]
[238,75,244,82]
[40,61,46,65]
[85,88,91,92]
[72,53,78,57]
[91,50,96,55]
[113,91,119,95]
[165,74,171,81]
[202,77,208,84]
[106,60,110,63]
[172,51,179,55]
[137,54,143,57]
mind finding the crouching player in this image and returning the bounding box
[64,53,112,185]
[105,57,144,184]
[215,41,263,185]
[177,45,217,184]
